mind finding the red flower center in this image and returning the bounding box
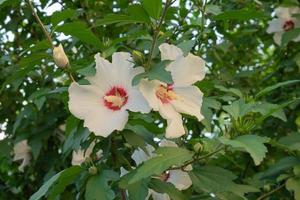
[103,87,128,111]
[156,84,177,104]
[283,20,295,32]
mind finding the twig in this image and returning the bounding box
[27,0,53,48]
[146,0,173,70]
[256,183,286,200]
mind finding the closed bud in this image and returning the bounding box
[193,143,203,153]
[132,50,144,65]
[53,44,69,68]
[88,166,98,175]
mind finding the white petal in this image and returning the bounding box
[168,170,192,190]
[112,52,134,70]
[275,7,292,19]
[267,19,283,33]
[159,139,178,147]
[167,54,206,87]
[158,103,185,138]
[131,145,155,166]
[293,34,300,42]
[159,43,183,61]
[68,82,104,120]
[139,79,161,111]
[150,190,170,200]
[273,32,283,45]
[83,109,129,137]
[126,88,151,113]
[172,86,204,121]
[120,167,129,177]
[71,142,95,166]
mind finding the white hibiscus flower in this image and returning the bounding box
[140,43,206,138]
[127,139,192,200]
[68,52,151,137]
[71,142,103,166]
[13,140,31,172]
[267,7,300,45]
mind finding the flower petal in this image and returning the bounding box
[159,43,183,61]
[167,54,206,87]
[139,79,161,111]
[267,19,283,33]
[275,7,292,19]
[112,52,134,70]
[273,32,283,45]
[172,86,204,121]
[158,103,185,138]
[168,170,192,190]
[131,145,155,166]
[159,139,178,147]
[126,88,151,113]
[150,190,170,200]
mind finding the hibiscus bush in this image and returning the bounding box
[1,0,300,199]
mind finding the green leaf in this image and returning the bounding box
[214,9,267,21]
[257,156,300,180]
[206,5,222,15]
[127,179,150,200]
[95,13,149,26]
[177,40,196,56]
[190,166,259,198]
[0,138,11,158]
[281,28,300,46]
[85,170,119,200]
[29,166,82,200]
[286,177,300,200]
[255,80,300,99]
[132,72,147,86]
[278,133,300,151]
[120,147,194,186]
[149,178,188,200]
[51,9,76,26]
[142,0,162,19]
[148,60,173,84]
[56,22,102,48]
[219,135,270,165]
[252,102,287,121]
[215,85,243,98]
[222,99,254,120]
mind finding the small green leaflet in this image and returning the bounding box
[142,0,162,19]
[85,170,119,200]
[189,166,259,198]
[177,40,195,56]
[120,147,194,186]
[219,135,270,165]
[214,9,267,21]
[222,99,254,120]
[127,179,150,200]
[51,9,76,26]
[281,28,300,46]
[278,133,300,151]
[29,166,82,200]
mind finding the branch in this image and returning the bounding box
[256,183,286,200]
[27,0,53,48]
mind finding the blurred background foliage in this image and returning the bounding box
[1,0,300,199]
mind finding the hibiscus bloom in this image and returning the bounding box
[68,52,151,137]
[140,43,206,138]
[71,142,103,166]
[267,7,300,45]
[13,140,31,172]
[127,139,192,200]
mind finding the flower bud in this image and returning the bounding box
[53,44,69,68]
[132,50,144,65]
[193,143,203,153]
[88,166,98,175]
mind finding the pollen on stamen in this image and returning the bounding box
[103,87,128,111]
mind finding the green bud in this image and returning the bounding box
[193,143,203,153]
[88,166,98,175]
[85,157,92,164]
[132,50,144,65]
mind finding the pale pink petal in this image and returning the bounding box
[159,43,183,61]
[273,32,283,45]
[172,86,204,121]
[267,19,284,33]
[150,190,170,200]
[158,103,185,138]
[112,52,134,70]
[168,170,192,190]
[159,139,178,147]
[139,79,161,111]
[126,88,151,113]
[13,140,31,172]
[131,145,155,166]
[166,54,205,87]
[275,7,292,19]
[71,142,96,166]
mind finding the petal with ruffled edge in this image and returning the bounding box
[171,86,204,121]
[273,32,283,45]
[68,82,129,137]
[168,169,192,190]
[267,19,284,33]
[126,88,151,113]
[131,145,155,166]
[166,54,205,87]
[159,43,183,61]
[139,79,161,111]
[158,103,185,138]
[275,7,292,19]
